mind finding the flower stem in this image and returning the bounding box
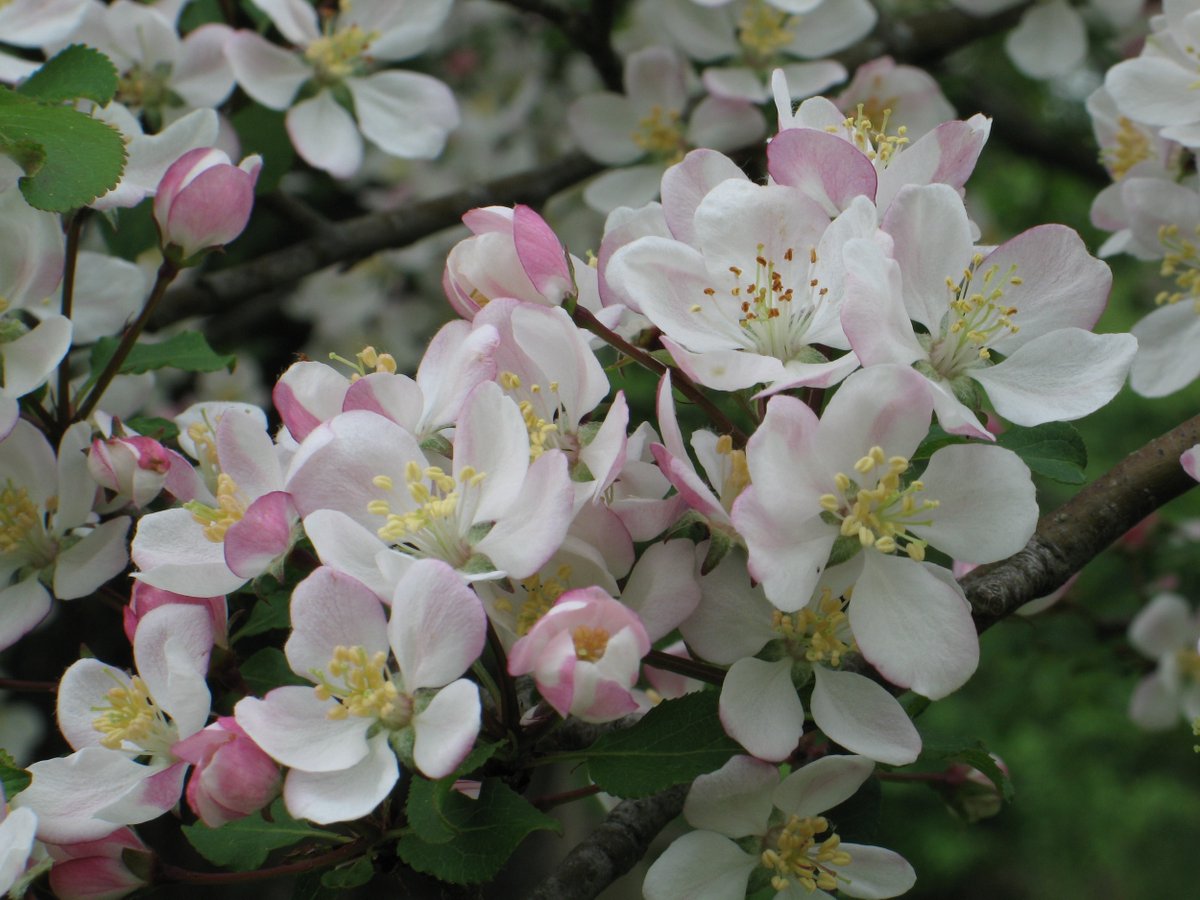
[643,649,725,686]
[55,209,87,431]
[75,257,180,422]
[531,783,601,811]
[157,839,366,885]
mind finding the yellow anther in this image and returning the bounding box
[761,815,852,893]
[737,0,796,61]
[304,25,379,83]
[515,565,572,636]
[500,371,522,390]
[1104,117,1152,180]
[631,105,686,163]
[0,481,39,554]
[91,676,164,751]
[313,644,413,728]
[572,625,610,662]
[373,475,394,491]
[186,473,246,542]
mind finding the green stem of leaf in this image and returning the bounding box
[569,304,747,446]
[530,783,601,811]
[75,256,180,421]
[157,838,366,885]
[55,208,87,432]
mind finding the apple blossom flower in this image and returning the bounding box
[234,563,485,824]
[682,549,921,765]
[568,46,765,211]
[153,147,262,260]
[88,434,172,510]
[0,792,38,897]
[835,57,956,142]
[1127,593,1200,730]
[225,0,459,178]
[122,582,228,649]
[171,717,281,828]
[0,0,89,82]
[0,421,130,650]
[840,183,1134,437]
[507,587,652,723]
[643,754,915,899]
[732,365,1038,699]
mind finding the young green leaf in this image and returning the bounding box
[920,738,1015,803]
[0,749,31,799]
[182,798,346,871]
[995,422,1087,484]
[585,691,742,798]
[240,647,309,695]
[16,44,119,106]
[88,331,236,381]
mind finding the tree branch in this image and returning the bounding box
[526,785,687,900]
[152,153,602,330]
[965,412,1200,630]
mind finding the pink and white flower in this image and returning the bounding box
[171,717,281,828]
[153,147,261,260]
[1126,592,1200,730]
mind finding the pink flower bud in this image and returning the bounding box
[46,827,151,900]
[123,582,228,647]
[171,717,281,828]
[507,587,651,723]
[88,436,171,508]
[153,148,261,260]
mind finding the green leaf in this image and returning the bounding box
[585,691,742,798]
[182,798,344,871]
[405,742,503,845]
[920,739,1015,803]
[320,856,374,889]
[17,45,118,106]
[89,331,236,384]
[398,779,560,884]
[124,416,180,442]
[232,589,292,642]
[240,647,309,695]
[995,421,1087,484]
[0,89,126,211]
[910,424,967,462]
[0,749,31,799]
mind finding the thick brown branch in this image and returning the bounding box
[526,785,686,900]
[152,153,602,330]
[965,413,1200,630]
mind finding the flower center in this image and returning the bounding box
[1156,224,1200,313]
[116,61,175,115]
[1176,647,1200,682]
[313,645,413,728]
[304,24,378,83]
[761,815,852,893]
[1104,117,1152,180]
[631,105,687,163]
[829,105,909,166]
[368,463,485,568]
[91,674,174,754]
[499,372,560,460]
[927,254,1022,377]
[0,480,42,555]
[819,446,938,561]
[515,566,571,636]
[737,0,797,63]
[330,345,398,382]
[185,472,247,542]
[772,588,855,667]
[573,625,610,661]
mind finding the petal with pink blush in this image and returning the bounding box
[234,688,373,773]
[388,560,486,690]
[224,491,297,578]
[719,657,803,762]
[412,679,481,778]
[283,732,397,825]
[286,568,390,677]
[767,128,878,215]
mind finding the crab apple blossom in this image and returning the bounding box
[1126,593,1200,730]
[840,183,1135,438]
[643,754,915,899]
[507,586,652,723]
[234,562,484,824]
[171,717,281,828]
[225,0,459,178]
[732,365,1037,698]
[87,433,172,510]
[682,549,920,765]
[0,421,130,650]
[153,147,261,260]
[45,827,151,900]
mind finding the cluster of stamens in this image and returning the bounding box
[1156,224,1200,313]
[92,675,167,751]
[313,645,413,727]
[631,105,687,163]
[1103,117,1152,180]
[304,23,378,83]
[736,0,797,62]
[819,446,938,561]
[0,480,39,554]
[328,345,397,382]
[761,815,852,893]
[572,625,610,662]
[715,435,751,509]
[499,372,560,460]
[831,104,909,165]
[368,463,485,565]
[1175,647,1200,682]
[772,588,854,667]
[116,62,173,113]
[494,565,572,636]
[187,473,247,542]
[930,254,1022,373]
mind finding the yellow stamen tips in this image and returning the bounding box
[840,104,909,165]
[1103,117,1153,180]
[586,250,599,269]
[187,421,220,468]
[499,371,522,390]
[715,434,751,507]
[372,474,394,491]
[736,0,797,61]
[930,256,1023,376]
[824,449,938,560]
[187,473,247,542]
[92,676,162,750]
[572,625,610,662]
[515,565,572,636]
[761,815,852,893]
[631,105,687,163]
[313,645,413,728]
[0,481,38,554]
[356,346,396,376]
[304,25,379,83]
[370,463,485,566]
[1176,648,1200,681]
[518,400,558,460]
[1156,223,1200,312]
[772,589,855,666]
